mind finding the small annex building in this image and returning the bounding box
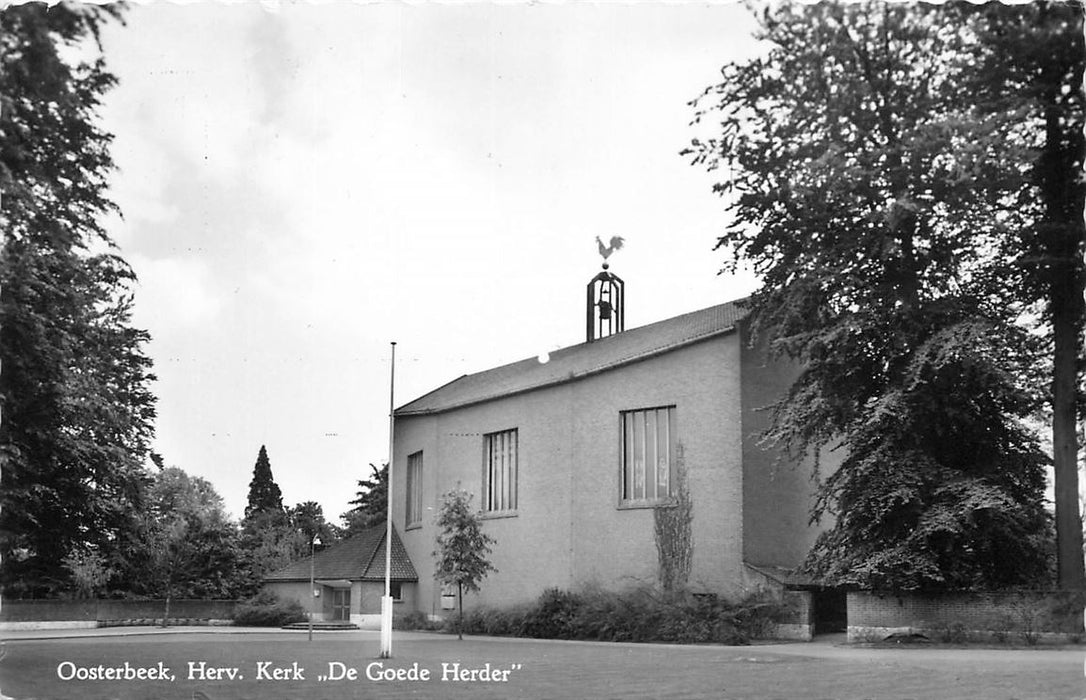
[263,526,418,628]
[388,266,833,631]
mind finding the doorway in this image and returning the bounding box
[812,588,847,634]
[331,589,351,621]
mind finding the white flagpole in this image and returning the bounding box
[379,341,396,658]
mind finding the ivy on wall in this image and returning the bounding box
[653,444,692,591]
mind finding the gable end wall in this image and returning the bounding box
[393,332,754,614]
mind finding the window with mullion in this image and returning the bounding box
[621,406,675,504]
[484,428,518,513]
[406,451,423,527]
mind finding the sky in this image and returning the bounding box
[95,1,766,522]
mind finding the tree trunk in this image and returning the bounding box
[1050,210,1084,590]
[162,590,172,628]
[1053,298,1084,590]
[162,562,176,628]
[1040,35,1086,590]
[457,582,463,641]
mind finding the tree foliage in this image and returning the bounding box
[339,463,388,537]
[433,489,497,638]
[964,1,1086,590]
[289,500,333,545]
[687,1,1059,591]
[0,2,158,597]
[244,445,284,521]
[234,514,300,597]
[128,467,243,603]
[61,549,112,599]
[233,448,331,595]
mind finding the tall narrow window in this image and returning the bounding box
[406,451,423,527]
[483,428,518,513]
[621,406,676,504]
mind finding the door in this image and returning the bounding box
[332,589,351,621]
[813,588,847,634]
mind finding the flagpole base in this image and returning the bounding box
[378,595,393,658]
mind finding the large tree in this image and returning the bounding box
[132,467,242,598]
[0,2,158,597]
[687,1,1056,591]
[965,0,1086,589]
[122,467,243,620]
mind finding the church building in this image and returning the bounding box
[389,261,828,623]
[264,257,834,634]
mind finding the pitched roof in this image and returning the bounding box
[744,562,816,590]
[396,299,747,416]
[263,526,418,582]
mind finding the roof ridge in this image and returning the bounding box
[394,373,468,414]
[360,526,388,578]
[396,299,747,417]
[398,327,735,417]
[263,525,392,582]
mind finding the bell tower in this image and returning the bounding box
[587,236,626,342]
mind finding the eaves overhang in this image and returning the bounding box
[394,324,738,418]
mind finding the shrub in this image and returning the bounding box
[512,585,789,645]
[477,606,530,636]
[442,612,468,637]
[442,606,528,636]
[521,588,584,639]
[935,620,970,644]
[395,610,440,631]
[433,586,791,644]
[729,590,791,640]
[232,590,307,627]
[569,587,641,641]
[1007,595,1050,646]
[1039,591,1086,633]
[444,609,478,636]
[989,617,1011,643]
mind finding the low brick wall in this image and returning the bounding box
[741,565,815,641]
[96,599,238,623]
[848,590,1086,643]
[772,589,813,641]
[1,599,240,629]
[0,600,98,622]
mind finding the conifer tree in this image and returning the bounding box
[235,445,298,595]
[244,445,283,520]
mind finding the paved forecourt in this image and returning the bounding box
[1,628,1085,699]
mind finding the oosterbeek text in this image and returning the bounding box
[56,660,525,684]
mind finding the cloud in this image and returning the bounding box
[129,254,221,330]
[96,1,764,519]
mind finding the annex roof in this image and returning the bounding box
[396,299,747,416]
[744,562,816,590]
[263,526,418,583]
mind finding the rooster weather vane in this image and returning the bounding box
[595,235,625,269]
